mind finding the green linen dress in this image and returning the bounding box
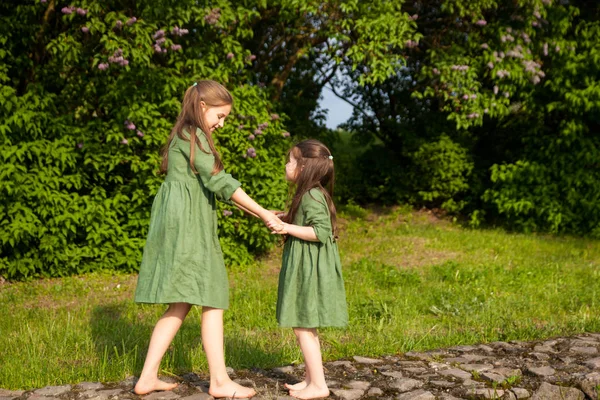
[276,188,348,328]
[134,128,241,309]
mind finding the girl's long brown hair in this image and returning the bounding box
[283,139,337,240]
[159,80,233,175]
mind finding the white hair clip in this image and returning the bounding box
[328,155,333,160]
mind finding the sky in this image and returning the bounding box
[319,86,354,129]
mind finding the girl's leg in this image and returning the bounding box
[134,302,192,395]
[288,328,329,400]
[284,332,322,391]
[202,307,256,398]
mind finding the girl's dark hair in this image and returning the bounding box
[283,139,337,239]
[160,80,233,175]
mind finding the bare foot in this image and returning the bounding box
[134,377,178,395]
[285,381,308,391]
[289,383,329,400]
[209,380,256,398]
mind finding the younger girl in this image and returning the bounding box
[134,80,281,397]
[268,139,348,400]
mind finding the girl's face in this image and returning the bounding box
[285,153,299,182]
[201,102,231,132]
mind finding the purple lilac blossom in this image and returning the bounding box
[171,44,182,51]
[476,19,487,26]
[136,130,144,137]
[205,8,221,25]
[120,138,129,145]
[98,63,109,70]
[282,132,291,138]
[127,17,137,25]
[81,27,89,33]
[76,8,87,15]
[227,52,234,60]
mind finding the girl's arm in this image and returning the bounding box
[267,221,320,242]
[233,201,260,218]
[232,201,284,219]
[230,188,281,225]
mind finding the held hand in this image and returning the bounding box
[266,218,287,234]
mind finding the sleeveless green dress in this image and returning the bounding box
[134,128,240,309]
[276,188,349,328]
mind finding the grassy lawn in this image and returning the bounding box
[1,206,599,390]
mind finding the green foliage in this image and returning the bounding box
[410,135,473,212]
[0,0,416,280]
[0,1,290,280]
[335,0,600,236]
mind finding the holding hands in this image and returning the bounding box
[267,215,287,235]
[264,211,286,234]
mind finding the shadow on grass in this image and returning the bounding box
[90,303,289,380]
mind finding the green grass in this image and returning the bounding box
[1,206,600,389]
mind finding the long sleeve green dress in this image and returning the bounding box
[134,128,240,309]
[276,188,348,328]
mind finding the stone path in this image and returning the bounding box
[2,333,600,400]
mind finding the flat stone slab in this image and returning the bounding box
[353,356,381,364]
[531,382,585,400]
[584,357,600,369]
[571,346,598,355]
[34,385,72,396]
[389,378,423,392]
[76,382,105,390]
[511,388,530,399]
[345,381,371,390]
[467,388,505,399]
[396,389,435,400]
[330,388,364,400]
[327,360,355,369]
[458,363,493,373]
[367,387,383,396]
[527,366,556,376]
[480,372,506,383]
[381,371,404,379]
[438,368,473,380]
[180,394,213,400]
[430,380,455,388]
[143,391,180,400]
[0,390,24,398]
